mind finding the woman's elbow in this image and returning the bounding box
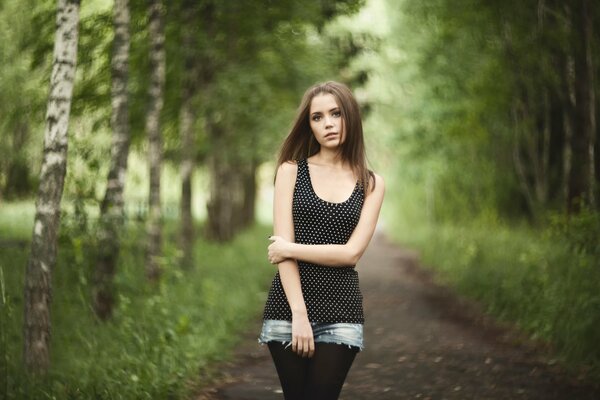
[347,248,362,266]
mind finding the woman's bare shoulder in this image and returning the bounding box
[276,160,299,179]
[368,172,385,195]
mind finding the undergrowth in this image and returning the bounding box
[1,202,273,399]
[387,209,600,379]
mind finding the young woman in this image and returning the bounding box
[259,81,385,400]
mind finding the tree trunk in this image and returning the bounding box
[568,0,596,213]
[22,0,80,375]
[93,0,130,320]
[206,153,251,241]
[582,0,596,208]
[503,22,548,219]
[179,0,198,270]
[203,1,256,241]
[145,0,166,282]
[562,55,575,210]
[512,103,537,218]
[240,158,258,228]
[538,88,550,205]
[205,123,235,242]
[179,101,195,268]
[4,122,32,199]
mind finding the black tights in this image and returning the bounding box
[267,342,358,400]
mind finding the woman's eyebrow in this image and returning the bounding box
[311,107,339,116]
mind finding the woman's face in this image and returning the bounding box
[309,93,345,148]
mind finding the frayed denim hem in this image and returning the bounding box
[257,338,293,350]
[257,319,364,352]
[257,339,362,352]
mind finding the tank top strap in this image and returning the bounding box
[296,158,308,181]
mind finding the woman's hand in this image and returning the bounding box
[268,235,291,265]
[291,311,315,358]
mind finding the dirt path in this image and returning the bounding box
[196,233,599,400]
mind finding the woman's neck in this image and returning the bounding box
[312,148,346,169]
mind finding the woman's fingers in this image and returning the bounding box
[291,336,298,353]
[267,246,286,264]
[292,333,314,358]
[301,339,310,358]
[300,336,314,358]
[267,243,277,264]
[266,254,284,264]
[307,338,315,358]
[296,338,304,356]
[291,316,313,357]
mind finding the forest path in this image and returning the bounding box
[195,232,599,400]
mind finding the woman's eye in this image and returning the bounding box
[312,115,321,122]
[332,111,341,117]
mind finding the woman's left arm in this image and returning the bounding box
[268,173,385,267]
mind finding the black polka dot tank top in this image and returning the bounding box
[263,158,365,324]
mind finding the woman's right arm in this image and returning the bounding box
[273,161,315,358]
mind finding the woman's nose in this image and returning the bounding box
[324,116,334,128]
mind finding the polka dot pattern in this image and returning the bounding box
[263,158,365,324]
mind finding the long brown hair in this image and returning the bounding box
[276,81,376,195]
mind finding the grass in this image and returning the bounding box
[386,211,600,378]
[1,201,275,399]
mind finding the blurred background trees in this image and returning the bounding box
[366,0,599,224]
[1,0,599,395]
[361,0,600,379]
[3,0,368,380]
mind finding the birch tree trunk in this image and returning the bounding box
[145,0,166,281]
[22,0,80,375]
[93,0,130,320]
[179,0,198,270]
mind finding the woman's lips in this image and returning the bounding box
[325,132,338,139]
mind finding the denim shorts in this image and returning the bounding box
[258,319,364,351]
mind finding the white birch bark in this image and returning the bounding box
[145,0,166,281]
[94,0,130,319]
[23,0,80,375]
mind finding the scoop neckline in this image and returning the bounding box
[304,159,359,205]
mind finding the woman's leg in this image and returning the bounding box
[304,343,359,400]
[268,342,310,400]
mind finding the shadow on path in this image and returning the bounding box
[195,233,599,400]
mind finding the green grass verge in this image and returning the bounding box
[0,202,274,399]
[386,211,600,378]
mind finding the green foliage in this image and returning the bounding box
[354,0,600,380]
[548,208,600,259]
[1,0,367,201]
[0,0,48,198]
[2,207,274,399]
[388,216,600,377]
[358,0,600,223]
[0,263,10,400]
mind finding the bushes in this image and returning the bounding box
[1,205,273,399]
[388,212,600,376]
